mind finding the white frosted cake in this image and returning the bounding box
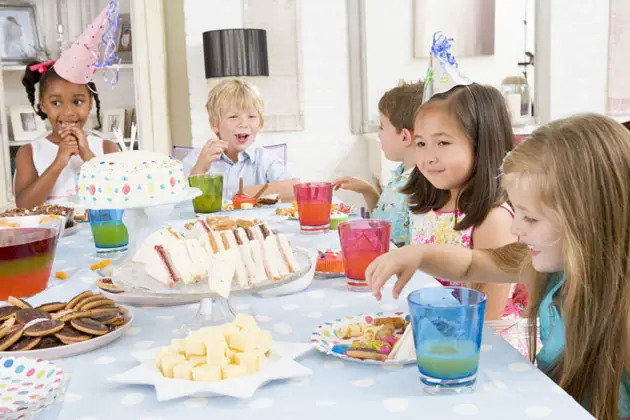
[77,151,187,207]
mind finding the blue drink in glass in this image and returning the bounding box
[407,287,486,394]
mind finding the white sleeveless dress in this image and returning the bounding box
[30,134,105,203]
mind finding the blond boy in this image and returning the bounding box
[183,79,297,200]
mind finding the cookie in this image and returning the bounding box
[51,309,76,322]
[23,319,65,337]
[66,291,94,310]
[74,294,107,310]
[87,306,122,315]
[15,309,52,325]
[0,317,16,339]
[345,348,388,362]
[35,336,63,349]
[0,327,24,351]
[8,336,41,351]
[95,277,123,293]
[66,310,96,320]
[0,306,19,321]
[55,325,92,344]
[70,318,108,336]
[80,299,115,311]
[374,317,406,329]
[91,311,120,325]
[7,296,32,309]
[35,302,67,312]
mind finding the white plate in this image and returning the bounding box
[311,311,414,365]
[97,286,201,306]
[0,307,133,360]
[109,341,312,401]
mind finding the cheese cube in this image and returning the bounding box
[199,326,224,341]
[221,364,246,379]
[173,361,199,380]
[192,364,221,382]
[169,338,186,354]
[222,322,239,343]
[256,329,273,354]
[229,327,261,352]
[205,340,227,366]
[254,350,265,370]
[233,314,257,330]
[226,348,237,363]
[160,354,186,378]
[187,355,207,365]
[233,351,259,375]
[185,336,206,357]
[155,347,177,369]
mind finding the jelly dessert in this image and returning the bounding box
[232,178,257,210]
[0,227,59,299]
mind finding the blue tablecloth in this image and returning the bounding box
[22,205,592,419]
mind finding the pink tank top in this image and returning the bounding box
[409,203,527,318]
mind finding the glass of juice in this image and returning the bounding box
[88,209,129,256]
[293,182,333,233]
[0,226,59,299]
[189,174,223,213]
[338,220,391,291]
[407,287,487,394]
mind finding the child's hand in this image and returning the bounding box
[192,139,228,173]
[59,126,93,161]
[366,245,423,301]
[332,176,372,194]
[53,137,80,168]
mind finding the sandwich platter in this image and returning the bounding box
[106,216,312,329]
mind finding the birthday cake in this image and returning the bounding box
[77,151,187,207]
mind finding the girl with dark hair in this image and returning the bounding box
[402,83,523,321]
[14,62,118,208]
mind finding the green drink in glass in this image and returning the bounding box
[189,174,223,213]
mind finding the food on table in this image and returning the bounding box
[331,202,353,214]
[0,227,59,300]
[315,249,344,274]
[90,259,112,271]
[257,193,280,206]
[77,151,187,207]
[329,211,349,230]
[232,179,258,210]
[330,316,414,362]
[276,201,354,220]
[154,314,273,381]
[0,292,130,351]
[133,218,301,292]
[0,204,76,229]
[55,272,68,280]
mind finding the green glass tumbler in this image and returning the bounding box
[188,174,223,213]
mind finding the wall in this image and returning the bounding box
[364,0,536,125]
[535,0,611,123]
[182,0,370,207]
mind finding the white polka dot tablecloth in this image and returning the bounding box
[26,206,593,419]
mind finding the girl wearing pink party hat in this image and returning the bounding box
[14,6,119,208]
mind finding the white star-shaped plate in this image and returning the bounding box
[108,341,312,401]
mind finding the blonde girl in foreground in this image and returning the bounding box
[366,114,630,420]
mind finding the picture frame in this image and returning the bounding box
[117,13,132,64]
[0,3,42,63]
[9,105,47,141]
[102,108,126,138]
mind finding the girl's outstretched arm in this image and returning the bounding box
[366,242,530,301]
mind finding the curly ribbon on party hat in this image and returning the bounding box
[53,0,120,87]
[422,32,472,103]
[29,60,55,74]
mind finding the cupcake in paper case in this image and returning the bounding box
[329,211,349,230]
[315,249,344,274]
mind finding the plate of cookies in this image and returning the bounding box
[310,312,415,365]
[0,292,133,359]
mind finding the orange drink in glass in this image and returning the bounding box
[293,182,333,233]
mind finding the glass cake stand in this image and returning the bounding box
[110,247,312,332]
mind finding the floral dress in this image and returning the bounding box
[372,164,413,246]
[410,205,531,356]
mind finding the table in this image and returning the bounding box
[26,205,593,419]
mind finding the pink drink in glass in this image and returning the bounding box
[293,182,333,233]
[338,220,391,291]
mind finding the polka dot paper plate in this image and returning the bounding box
[0,357,65,419]
[311,312,415,366]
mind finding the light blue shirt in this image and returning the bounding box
[537,272,630,418]
[182,145,293,199]
[371,164,412,246]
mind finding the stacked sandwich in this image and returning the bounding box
[133,218,301,297]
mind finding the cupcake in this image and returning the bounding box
[329,211,349,230]
[315,249,345,274]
